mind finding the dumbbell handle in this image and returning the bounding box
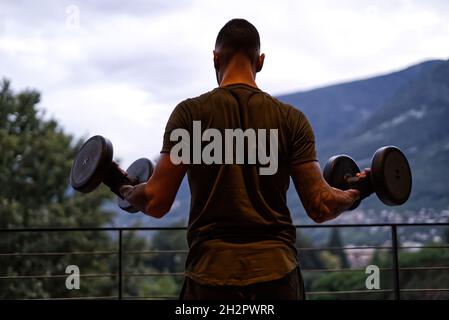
[103,161,138,199]
[345,173,374,200]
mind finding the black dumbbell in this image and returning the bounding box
[70,135,154,213]
[323,146,412,210]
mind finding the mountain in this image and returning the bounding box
[279,60,442,145]
[313,60,449,211]
[281,59,449,214]
[111,59,449,227]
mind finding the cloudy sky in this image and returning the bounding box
[1,0,448,166]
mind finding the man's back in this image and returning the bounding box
[162,83,317,286]
[120,18,359,299]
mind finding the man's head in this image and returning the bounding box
[213,19,265,85]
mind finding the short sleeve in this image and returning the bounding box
[288,108,318,165]
[161,100,192,153]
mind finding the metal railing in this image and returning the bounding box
[1,223,448,300]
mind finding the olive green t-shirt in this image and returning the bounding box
[161,83,317,286]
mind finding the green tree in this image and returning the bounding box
[144,228,188,298]
[120,229,182,299]
[327,228,350,269]
[295,230,326,294]
[0,80,117,298]
[310,244,449,300]
[444,227,449,244]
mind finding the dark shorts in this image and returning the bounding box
[179,267,305,300]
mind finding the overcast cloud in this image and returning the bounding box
[1,0,448,166]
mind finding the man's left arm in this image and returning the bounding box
[120,153,187,218]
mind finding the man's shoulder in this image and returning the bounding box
[264,93,295,110]
[174,88,220,110]
[260,92,306,119]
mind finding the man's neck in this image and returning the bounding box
[219,56,258,88]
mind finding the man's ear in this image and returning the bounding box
[256,53,265,73]
[213,50,220,70]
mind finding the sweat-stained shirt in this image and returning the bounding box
[161,83,317,286]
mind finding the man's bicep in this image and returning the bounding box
[288,108,318,164]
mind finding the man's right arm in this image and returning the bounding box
[291,161,360,223]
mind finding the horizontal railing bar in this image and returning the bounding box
[303,266,449,272]
[299,246,391,251]
[0,250,190,257]
[124,272,184,277]
[303,268,393,273]
[401,288,449,292]
[52,296,118,300]
[295,223,449,228]
[400,266,449,271]
[0,272,185,280]
[125,250,188,255]
[307,288,449,295]
[15,296,118,300]
[0,274,117,280]
[123,296,179,299]
[301,245,449,251]
[399,245,449,250]
[1,222,448,233]
[0,227,186,232]
[13,289,449,299]
[3,245,449,258]
[0,251,118,257]
[0,248,386,257]
[6,266,449,279]
[307,289,394,295]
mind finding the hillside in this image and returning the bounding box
[111,59,449,227]
[279,60,442,144]
[314,60,449,210]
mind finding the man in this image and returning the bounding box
[120,19,360,300]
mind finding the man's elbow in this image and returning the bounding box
[309,212,326,224]
[309,207,343,224]
[307,207,332,224]
[143,199,171,219]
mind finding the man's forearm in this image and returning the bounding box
[309,187,356,223]
[304,186,359,223]
[291,161,360,224]
[120,182,169,218]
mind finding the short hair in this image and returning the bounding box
[215,19,260,64]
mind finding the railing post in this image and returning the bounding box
[118,229,123,300]
[391,225,400,300]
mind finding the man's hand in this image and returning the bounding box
[356,168,371,179]
[328,186,361,217]
[119,183,148,213]
[120,184,135,199]
[117,153,187,218]
[354,168,372,200]
[333,187,360,211]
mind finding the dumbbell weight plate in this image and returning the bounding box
[371,146,412,206]
[117,158,154,213]
[70,135,113,193]
[323,155,362,210]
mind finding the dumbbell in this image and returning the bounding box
[323,146,412,210]
[70,135,154,213]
